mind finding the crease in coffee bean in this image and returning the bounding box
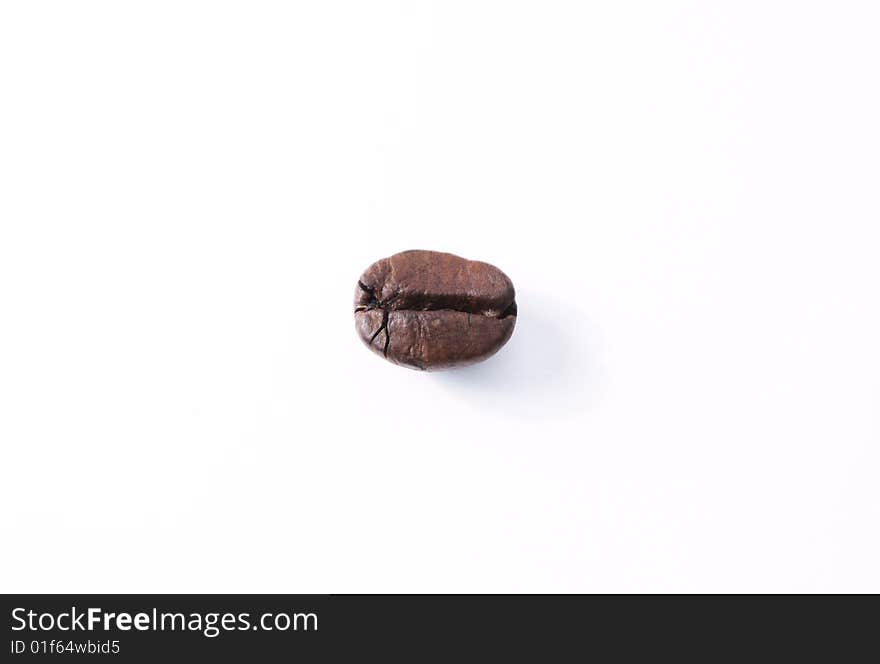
[500,301,518,318]
[403,306,516,319]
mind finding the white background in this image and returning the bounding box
[1,2,878,593]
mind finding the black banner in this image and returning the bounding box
[1,595,875,661]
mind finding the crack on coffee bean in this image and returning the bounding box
[357,281,380,311]
[365,309,392,357]
[368,308,389,350]
[358,285,402,357]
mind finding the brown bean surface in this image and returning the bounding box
[354,250,517,370]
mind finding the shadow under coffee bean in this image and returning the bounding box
[354,250,517,371]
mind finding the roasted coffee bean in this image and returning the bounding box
[354,250,517,371]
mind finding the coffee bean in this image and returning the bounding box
[354,250,517,370]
